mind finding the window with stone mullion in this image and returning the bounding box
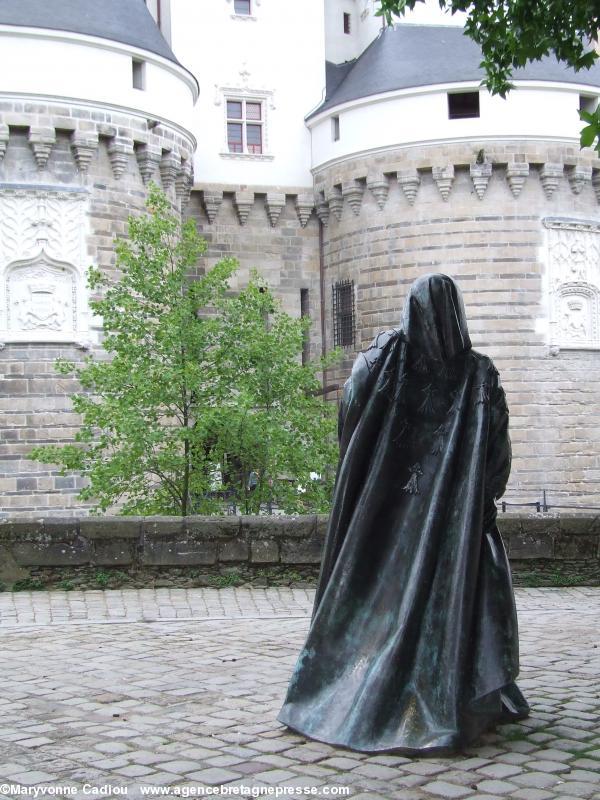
[227,99,263,154]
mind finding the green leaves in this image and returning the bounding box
[29,187,339,516]
[579,105,600,150]
[208,271,338,515]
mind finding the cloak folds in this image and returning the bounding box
[278,274,529,755]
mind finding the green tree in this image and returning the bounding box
[30,184,237,515]
[209,273,339,515]
[375,1,600,149]
[29,187,339,516]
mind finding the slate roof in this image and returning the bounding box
[310,24,600,118]
[0,0,177,63]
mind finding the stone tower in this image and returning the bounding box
[307,18,600,505]
[0,0,197,513]
[3,0,600,513]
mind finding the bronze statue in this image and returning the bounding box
[278,273,529,754]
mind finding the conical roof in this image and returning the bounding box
[0,0,177,63]
[311,24,600,118]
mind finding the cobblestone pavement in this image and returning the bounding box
[0,588,598,799]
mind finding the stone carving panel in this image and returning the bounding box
[0,188,91,346]
[544,218,600,349]
[7,258,77,333]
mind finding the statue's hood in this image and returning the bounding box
[402,273,471,361]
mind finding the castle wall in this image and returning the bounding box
[316,140,600,505]
[186,186,322,361]
[0,99,195,516]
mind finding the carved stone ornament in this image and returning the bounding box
[6,255,76,333]
[544,217,600,349]
[0,189,93,346]
[367,176,389,210]
[295,196,314,228]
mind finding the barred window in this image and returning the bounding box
[333,280,355,347]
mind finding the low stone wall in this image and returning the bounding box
[0,513,599,588]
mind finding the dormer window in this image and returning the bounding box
[234,0,251,14]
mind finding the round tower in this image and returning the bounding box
[0,0,197,513]
[309,23,600,505]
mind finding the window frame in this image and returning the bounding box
[333,280,355,348]
[132,58,146,91]
[447,90,480,120]
[332,115,340,142]
[233,0,251,15]
[226,97,264,155]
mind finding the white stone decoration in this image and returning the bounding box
[6,256,76,333]
[544,217,600,349]
[0,189,93,347]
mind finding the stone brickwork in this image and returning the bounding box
[0,99,195,514]
[316,140,600,504]
[185,186,322,360]
[0,513,599,588]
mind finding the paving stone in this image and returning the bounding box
[352,762,402,780]
[552,782,599,798]
[184,767,243,784]
[404,761,449,775]
[5,770,57,785]
[422,780,473,798]
[0,587,599,800]
[320,756,363,770]
[565,768,600,781]
[524,759,573,773]
[474,779,519,795]
[476,762,523,778]
[512,771,565,789]
[251,768,298,783]
[512,789,555,800]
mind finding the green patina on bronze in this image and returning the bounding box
[278,274,529,755]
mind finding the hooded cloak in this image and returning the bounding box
[278,273,529,754]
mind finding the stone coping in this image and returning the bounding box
[0,513,598,571]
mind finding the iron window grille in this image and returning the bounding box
[333,280,355,347]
